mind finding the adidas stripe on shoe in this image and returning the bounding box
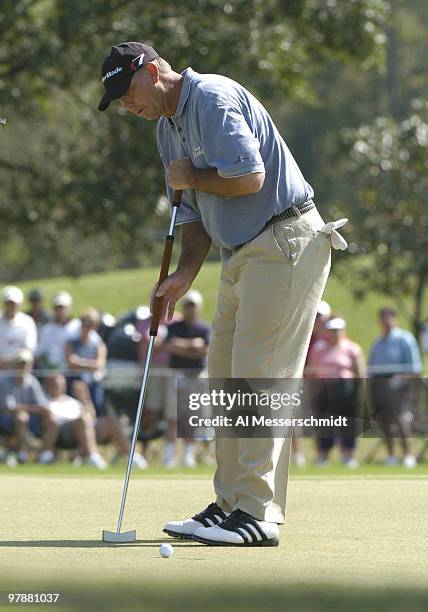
[192,509,279,547]
[163,502,230,539]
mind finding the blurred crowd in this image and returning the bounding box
[0,285,210,469]
[303,301,423,469]
[0,285,426,470]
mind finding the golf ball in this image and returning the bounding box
[159,543,174,558]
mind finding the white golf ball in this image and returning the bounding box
[159,543,174,558]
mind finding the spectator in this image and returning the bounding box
[104,307,150,406]
[66,309,147,469]
[26,288,51,330]
[420,321,428,355]
[65,308,106,414]
[369,307,422,468]
[306,300,332,361]
[306,316,366,468]
[36,291,80,370]
[163,290,210,468]
[0,375,17,465]
[301,299,332,467]
[44,372,107,469]
[0,286,37,369]
[0,349,58,464]
[71,379,148,469]
[137,310,180,458]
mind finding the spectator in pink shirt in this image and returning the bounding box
[296,300,332,467]
[306,316,366,467]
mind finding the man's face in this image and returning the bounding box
[326,328,342,343]
[380,313,396,332]
[81,316,98,332]
[15,360,32,376]
[54,305,70,323]
[46,375,65,398]
[183,302,199,322]
[30,298,42,311]
[4,300,19,318]
[120,65,162,120]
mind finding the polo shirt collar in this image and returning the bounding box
[173,67,196,118]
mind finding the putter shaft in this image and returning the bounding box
[115,336,155,535]
[109,190,182,539]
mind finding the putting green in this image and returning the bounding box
[0,475,427,611]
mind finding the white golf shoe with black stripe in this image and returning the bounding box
[192,509,279,546]
[163,502,230,540]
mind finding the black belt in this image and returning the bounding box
[263,199,315,229]
[232,200,315,253]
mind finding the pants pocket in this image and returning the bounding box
[271,223,296,262]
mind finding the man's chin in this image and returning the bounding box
[137,109,160,121]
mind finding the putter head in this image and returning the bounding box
[102,529,136,543]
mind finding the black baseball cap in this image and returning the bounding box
[28,288,43,302]
[98,42,159,111]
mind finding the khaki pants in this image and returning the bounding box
[208,207,331,523]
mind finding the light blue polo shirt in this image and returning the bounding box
[156,68,314,249]
[369,327,422,375]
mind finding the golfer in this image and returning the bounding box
[98,42,347,546]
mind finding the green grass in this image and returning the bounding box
[0,458,427,479]
[0,474,427,611]
[9,262,405,355]
[2,434,428,479]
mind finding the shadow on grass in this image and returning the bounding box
[0,538,199,549]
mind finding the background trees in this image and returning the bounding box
[0,0,426,332]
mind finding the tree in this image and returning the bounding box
[340,100,428,339]
[0,0,389,278]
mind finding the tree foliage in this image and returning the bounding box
[340,100,428,336]
[0,0,389,278]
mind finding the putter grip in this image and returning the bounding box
[150,190,182,336]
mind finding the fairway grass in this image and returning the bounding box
[1,458,428,479]
[0,475,427,611]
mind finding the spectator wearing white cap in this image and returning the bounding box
[163,290,211,468]
[36,291,83,371]
[0,349,59,464]
[0,286,37,369]
[306,315,366,467]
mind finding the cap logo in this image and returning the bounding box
[102,66,123,83]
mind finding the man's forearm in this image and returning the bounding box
[177,221,212,281]
[190,168,264,198]
[168,159,265,198]
[168,345,206,359]
[166,338,208,359]
[15,404,45,414]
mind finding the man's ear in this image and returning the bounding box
[146,62,159,83]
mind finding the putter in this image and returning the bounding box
[102,189,182,543]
